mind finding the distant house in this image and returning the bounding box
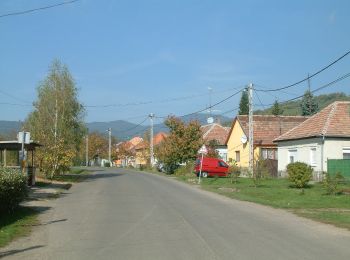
[274,101,350,179]
[225,115,308,168]
[201,123,230,161]
[134,132,168,167]
[115,136,143,167]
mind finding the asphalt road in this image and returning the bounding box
[2,168,350,260]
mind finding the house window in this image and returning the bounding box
[310,148,317,166]
[343,148,350,159]
[235,151,240,162]
[261,148,277,160]
[288,149,297,163]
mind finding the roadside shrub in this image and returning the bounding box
[104,162,111,167]
[174,161,195,177]
[323,172,344,195]
[228,161,240,184]
[0,167,28,213]
[287,162,313,190]
[252,160,270,187]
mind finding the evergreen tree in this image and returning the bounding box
[300,90,319,116]
[239,90,249,115]
[272,100,284,116]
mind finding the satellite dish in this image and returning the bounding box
[241,135,247,144]
[207,117,214,124]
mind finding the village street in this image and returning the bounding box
[1,169,350,260]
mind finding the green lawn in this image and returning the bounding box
[0,207,39,248]
[52,168,91,183]
[179,176,350,230]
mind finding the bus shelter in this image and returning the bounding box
[0,141,42,186]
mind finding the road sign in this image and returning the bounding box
[198,145,208,155]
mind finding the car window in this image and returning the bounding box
[218,161,228,168]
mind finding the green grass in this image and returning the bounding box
[0,207,39,248]
[179,176,350,229]
[52,168,91,183]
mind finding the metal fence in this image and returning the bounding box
[327,159,350,179]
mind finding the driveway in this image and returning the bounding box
[1,168,350,259]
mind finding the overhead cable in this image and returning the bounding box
[255,50,350,92]
[0,0,79,18]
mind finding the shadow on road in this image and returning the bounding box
[84,172,123,182]
[0,245,45,258]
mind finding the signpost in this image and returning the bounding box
[198,145,208,184]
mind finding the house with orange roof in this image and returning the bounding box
[225,115,308,168]
[134,132,168,166]
[274,101,350,179]
[201,123,230,161]
[114,137,143,167]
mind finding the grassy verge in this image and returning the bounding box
[0,207,39,248]
[176,175,350,230]
[36,167,92,184]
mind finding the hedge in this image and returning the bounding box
[0,167,28,213]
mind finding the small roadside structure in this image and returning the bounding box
[0,140,42,185]
[274,101,350,180]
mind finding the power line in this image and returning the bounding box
[177,88,244,118]
[257,72,350,107]
[0,102,32,107]
[0,0,79,18]
[255,50,350,92]
[116,117,148,135]
[83,86,243,108]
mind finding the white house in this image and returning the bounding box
[274,101,350,180]
[201,123,230,162]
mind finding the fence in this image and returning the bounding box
[327,159,350,179]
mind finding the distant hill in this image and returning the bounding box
[87,113,231,140]
[0,120,22,138]
[255,92,350,116]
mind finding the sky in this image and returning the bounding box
[1,0,350,125]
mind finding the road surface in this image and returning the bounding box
[1,168,350,259]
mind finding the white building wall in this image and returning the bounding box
[277,137,350,179]
[323,139,350,160]
[277,138,322,177]
[216,148,228,162]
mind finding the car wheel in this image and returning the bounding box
[202,172,208,178]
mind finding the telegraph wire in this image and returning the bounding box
[255,50,350,92]
[0,0,79,18]
[257,72,350,107]
[83,85,244,108]
[177,88,244,118]
[116,117,149,135]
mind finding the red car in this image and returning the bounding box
[194,157,229,178]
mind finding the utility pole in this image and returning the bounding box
[208,87,213,118]
[107,128,112,163]
[85,133,89,167]
[149,113,154,166]
[248,83,254,175]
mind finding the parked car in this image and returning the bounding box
[194,157,229,177]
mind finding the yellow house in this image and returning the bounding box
[225,115,308,168]
[134,132,167,166]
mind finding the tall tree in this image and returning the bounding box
[25,60,86,178]
[239,90,249,115]
[271,100,284,116]
[155,117,203,173]
[300,90,319,116]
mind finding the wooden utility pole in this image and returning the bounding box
[248,83,254,175]
[149,113,154,166]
